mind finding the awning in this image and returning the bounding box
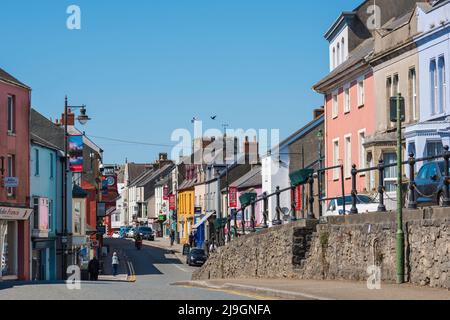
[193,211,215,229]
[0,206,33,221]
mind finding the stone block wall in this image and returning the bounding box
[193,208,450,290]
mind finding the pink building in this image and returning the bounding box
[313,7,377,204]
[0,68,32,281]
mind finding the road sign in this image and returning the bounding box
[4,177,18,188]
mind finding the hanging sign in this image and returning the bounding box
[229,187,238,208]
[169,194,176,211]
[68,135,84,173]
[163,186,169,200]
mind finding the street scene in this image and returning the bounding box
[1,0,450,303]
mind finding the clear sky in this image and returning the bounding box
[0,0,362,164]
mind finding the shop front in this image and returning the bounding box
[0,206,33,281]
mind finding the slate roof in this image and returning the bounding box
[128,163,153,185]
[30,108,65,150]
[222,166,262,192]
[313,38,374,92]
[0,67,30,89]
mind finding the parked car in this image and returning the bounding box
[413,161,449,206]
[126,228,136,238]
[112,231,121,239]
[120,226,131,238]
[136,227,155,241]
[186,248,207,267]
[325,195,379,216]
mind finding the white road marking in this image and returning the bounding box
[173,264,190,273]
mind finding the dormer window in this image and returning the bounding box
[337,42,341,66]
[341,38,345,62]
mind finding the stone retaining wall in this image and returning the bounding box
[193,208,450,289]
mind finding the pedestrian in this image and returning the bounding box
[188,231,194,248]
[88,256,100,281]
[170,229,175,246]
[112,252,120,276]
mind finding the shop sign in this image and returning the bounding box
[3,177,18,188]
[169,194,176,210]
[0,207,33,221]
[163,186,169,200]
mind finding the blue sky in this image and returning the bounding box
[0,0,361,164]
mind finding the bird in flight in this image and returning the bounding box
[210,115,217,120]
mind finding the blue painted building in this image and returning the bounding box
[406,1,450,158]
[30,109,72,281]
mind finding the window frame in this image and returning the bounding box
[7,155,16,197]
[357,78,365,107]
[7,95,15,134]
[344,85,351,114]
[344,134,352,179]
[332,138,340,181]
[332,90,339,119]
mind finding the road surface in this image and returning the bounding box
[0,239,255,300]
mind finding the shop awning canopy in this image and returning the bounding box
[193,211,215,230]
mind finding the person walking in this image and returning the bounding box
[88,256,100,281]
[188,231,195,248]
[170,229,175,247]
[112,252,120,276]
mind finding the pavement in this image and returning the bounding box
[98,243,130,282]
[173,278,450,300]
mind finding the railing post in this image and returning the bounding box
[250,201,256,232]
[273,186,282,225]
[227,214,232,243]
[307,176,315,219]
[291,186,297,222]
[408,153,417,209]
[378,159,387,212]
[242,205,246,235]
[443,145,450,207]
[262,192,269,228]
[233,209,238,238]
[350,164,358,215]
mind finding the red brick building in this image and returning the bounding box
[0,68,32,281]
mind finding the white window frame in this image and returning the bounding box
[410,68,418,121]
[344,134,352,179]
[344,85,351,113]
[430,59,438,115]
[358,129,366,171]
[332,90,339,119]
[7,95,15,134]
[438,55,446,114]
[332,138,340,180]
[357,77,365,107]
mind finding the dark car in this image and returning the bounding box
[136,227,155,241]
[186,249,207,267]
[413,161,449,206]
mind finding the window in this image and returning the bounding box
[409,68,418,121]
[386,76,393,115]
[430,59,438,115]
[358,131,366,169]
[49,154,54,179]
[332,47,336,69]
[7,95,15,133]
[344,136,352,178]
[337,43,341,66]
[426,141,443,158]
[341,38,345,63]
[393,74,399,96]
[7,155,15,197]
[333,139,340,180]
[35,149,40,176]
[33,197,39,230]
[357,79,365,107]
[332,92,338,118]
[438,56,446,114]
[344,86,350,113]
[383,153,397,192]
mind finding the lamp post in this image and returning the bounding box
[390,93,405,284]
[61,96,91,280]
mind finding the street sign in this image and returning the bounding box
[169,194,176,210]
[4,177,18,188]
[229,187,238,208]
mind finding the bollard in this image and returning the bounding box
[408,153,417,209]
[350,164,358,214]
[378,159,387,212]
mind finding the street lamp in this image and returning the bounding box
[390,93,405,285]
[61,96,91,280]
